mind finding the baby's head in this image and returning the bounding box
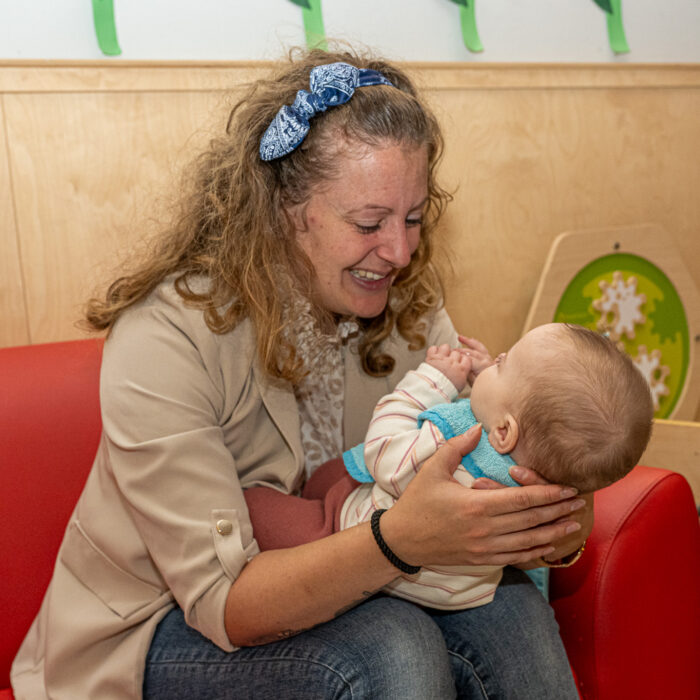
[470,323,654,493]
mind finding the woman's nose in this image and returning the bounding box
[377,223,414,268]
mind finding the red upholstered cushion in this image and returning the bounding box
[550,465,700,700]
[0,339,104,690]
[2,338,698,700]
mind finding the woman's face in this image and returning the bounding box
[289,142,429,318]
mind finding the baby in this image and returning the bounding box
[340,322,654,609]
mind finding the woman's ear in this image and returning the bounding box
[488,414,519,455]
[285,200,306,235]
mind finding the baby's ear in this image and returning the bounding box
[488,414,519,454]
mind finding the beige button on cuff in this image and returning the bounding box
[216,519,233,536]
[210,508,260,582]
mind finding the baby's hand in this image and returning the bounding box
[425,344,472,393]
[458,335,495,385]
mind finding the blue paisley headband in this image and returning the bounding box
[259,62,394,161]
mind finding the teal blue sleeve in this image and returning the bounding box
[342,443,374,483]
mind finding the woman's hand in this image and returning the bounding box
[380,426,588,568]
[472,464,593,567]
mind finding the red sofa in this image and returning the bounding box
[1,339,699,700]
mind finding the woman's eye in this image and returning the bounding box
[356,223,381,234]
[406,218,423,228]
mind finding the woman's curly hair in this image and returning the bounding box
[85,47,452,383]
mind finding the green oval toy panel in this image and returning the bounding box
[554,253,689,418]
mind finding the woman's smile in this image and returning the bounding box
[347,267,396,293]
[348,268,391,282]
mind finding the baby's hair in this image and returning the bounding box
[516,324,654,493]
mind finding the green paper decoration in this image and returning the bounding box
[288,0,327,50]
[92,0,122,56]
[447,0,483,53]
[85,0,634,66]
[593,0,630,54]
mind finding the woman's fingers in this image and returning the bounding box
[455,518,581,566]
[476,546,556,567]
[486,501,585,538]
[508,464,550,486]
[400,427,481,494]
[471,477,506,490]
[442,425,483,460]
[510,464,594,551]
[545,493,593,560]
[476,482,578,517]
[571,492,594,534]
[392,432,590,568]
[508,464,593,551]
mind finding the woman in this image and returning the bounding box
[11,49,589,699]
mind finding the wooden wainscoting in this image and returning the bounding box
[1,61,699,427]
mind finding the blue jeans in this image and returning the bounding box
[143,568,578,699]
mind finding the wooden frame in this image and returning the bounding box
[641,419,700,504]
[524,224,700,420]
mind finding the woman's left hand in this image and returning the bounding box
[472,464,593,567]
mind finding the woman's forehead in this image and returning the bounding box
[312,143,429,203]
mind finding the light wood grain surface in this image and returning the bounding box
[4,90,230,343]
[435,84,700,364]
[1,61,698,92]
[0,96,28,347]
[641,420,700,503]
[0,61,698,430]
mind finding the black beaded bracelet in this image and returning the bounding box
[370,508,421,575]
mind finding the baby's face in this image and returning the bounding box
[470,324,563,431]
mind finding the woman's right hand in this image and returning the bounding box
[379,425,585,568]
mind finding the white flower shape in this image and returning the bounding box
[592,271,646,342]
[633,345,670,411]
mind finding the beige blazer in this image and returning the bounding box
[11,280,457,700]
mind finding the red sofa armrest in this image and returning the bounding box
[0,339,104,692]
[550,465,700,700]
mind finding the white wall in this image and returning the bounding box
[0,0,698,63]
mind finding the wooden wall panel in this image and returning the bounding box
[4,90,230,343]
[435,86,700,360]
[0,62,698,424]
[640,419,700,503]
[0,97,29,346]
